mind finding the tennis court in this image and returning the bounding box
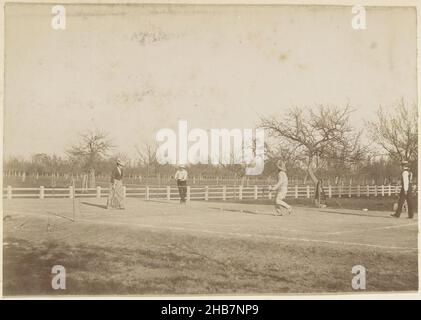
[3,198,418,295]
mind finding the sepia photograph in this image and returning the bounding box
[1,1,419,297]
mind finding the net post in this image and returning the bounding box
[145,186,150,200]
[7,186,12,199]
[72,178,76,222]
[166,186,171,201]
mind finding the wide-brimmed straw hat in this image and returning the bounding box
[179,164,186,169]
[276,160,286,171]
[116,158,125,167]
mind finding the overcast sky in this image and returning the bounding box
[4,4,417,160]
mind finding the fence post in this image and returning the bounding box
[366,185,370,197]
[238,185,243,200]
[69,186,74,199]
[328,185,332,198]
[338,185,342,198]
[205,186,209,201]
[222,185,226,201]
[7,186,12,199]
[357,185,361,197]
[254,185,258,200]
[348,184,352,198]
[388,184,391,196]
[145,186,150,200]
[123,186,126,198]
[295,185,298,199]
[166,186,171,201]
[187,186,191,201]
[268,185,272,199]
[306,185,310,198]
[96,186,101,198]
[381,185,385,197]
[375,185,378,197]
[40,186,44,199]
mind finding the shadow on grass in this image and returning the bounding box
[208,206,276,216]
[220,197,418,214]
[81,202,108,209]
[319,209,409,219]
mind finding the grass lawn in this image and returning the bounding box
[3,198,418,296]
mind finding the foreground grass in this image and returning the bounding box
[3,215,418,296]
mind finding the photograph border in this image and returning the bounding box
[0,0,420,300]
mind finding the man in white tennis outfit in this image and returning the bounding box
[269,160,292,216]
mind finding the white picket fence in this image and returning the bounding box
[2,184,403,200]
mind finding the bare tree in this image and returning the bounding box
[260,104,366,184]
[66,130,114,187]
[135,142,159,177]
[367,100,418,167]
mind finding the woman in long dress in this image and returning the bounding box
[107,159,125,209]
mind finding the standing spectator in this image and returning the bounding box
[391,160,414,219]
[107,158,125,210]
[308,167,327,208]
[175,164,188,204]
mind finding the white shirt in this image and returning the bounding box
[272,171,288,193]
[175,169,188,181]
[402,170,413,192]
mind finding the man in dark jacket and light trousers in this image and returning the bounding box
[391,160,414,219]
